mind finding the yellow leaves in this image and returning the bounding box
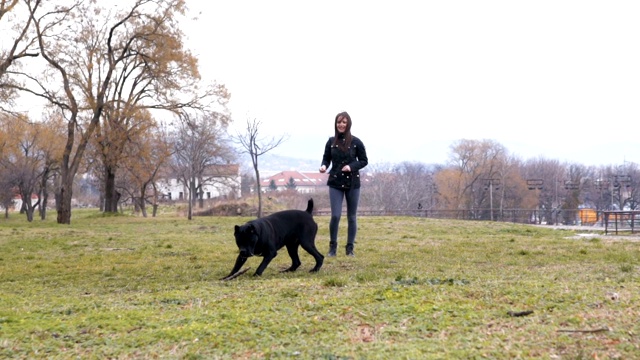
[0,112,65,175]
[0,0,20,19]
[434,168,464,209]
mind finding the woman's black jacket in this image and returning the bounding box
[321,135,368,190]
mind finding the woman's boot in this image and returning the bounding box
[346,243,355,257]
[328,242,337,257]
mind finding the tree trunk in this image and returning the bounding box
[151,184,159,217]
[137,184,148,217]
[140,197,147,217]
[19,188,38,223]
[40,190,48,220]
[137,195,147,217]
[56,176,73,224]
[254,165,262,218]
[40,168,50,220]
[104,167,118,213]
[187,190,193,220]
[191,181,198,208]
[188,178,196,220]
[25,207,34,222]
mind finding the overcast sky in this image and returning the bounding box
[184,0,640,165]
[184,2,636,167]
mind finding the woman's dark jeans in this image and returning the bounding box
[329,187,360,247]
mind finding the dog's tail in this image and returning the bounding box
[305,198,314,214]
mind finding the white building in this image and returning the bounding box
[261,171,328,194]
[158,164,241,200]
[5,194,37,211]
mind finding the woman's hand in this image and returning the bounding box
[342,165,351,172]
[319,165,327,173]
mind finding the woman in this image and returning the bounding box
[319,111,368,257]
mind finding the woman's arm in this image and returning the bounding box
[320,137,333,172]
[349,137,368,171]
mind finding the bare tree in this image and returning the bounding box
[521,157,567,224]
[3,0,226,223]
[0,0,40,107]
[234,118,286,218]
[364,162,436,212]
[171,113,234,220]
[0,114,61,221]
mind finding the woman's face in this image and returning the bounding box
[336,116,348,133]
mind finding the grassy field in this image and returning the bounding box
[0,209,639,359]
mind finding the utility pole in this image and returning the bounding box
[594,178,610,211]
[613,174,631,210]
[527,179,544,224]
[483,178,501,221]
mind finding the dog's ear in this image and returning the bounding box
[234,225,240,234]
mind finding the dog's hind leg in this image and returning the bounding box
[282,243,302,272]
[300,241,324,272]
[300,227,323,273]
[302,245,324,272]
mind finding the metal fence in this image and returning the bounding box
[603,210,640,234]
[314,208,589,226]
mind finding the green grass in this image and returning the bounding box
[1,210,639,359]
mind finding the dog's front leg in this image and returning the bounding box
[254,252,277,276]
[225,255,248,278]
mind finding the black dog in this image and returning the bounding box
[223,198,324,278]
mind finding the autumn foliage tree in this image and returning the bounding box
[118,125,173,217]
[95,109,157,212]
[0,113,63,221]
[91,1,229,213]
[434,139,523,219]
[4,0,227,223]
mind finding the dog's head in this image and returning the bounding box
[234,223,260,257]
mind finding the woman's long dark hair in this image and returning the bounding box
[333,111,352,151]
